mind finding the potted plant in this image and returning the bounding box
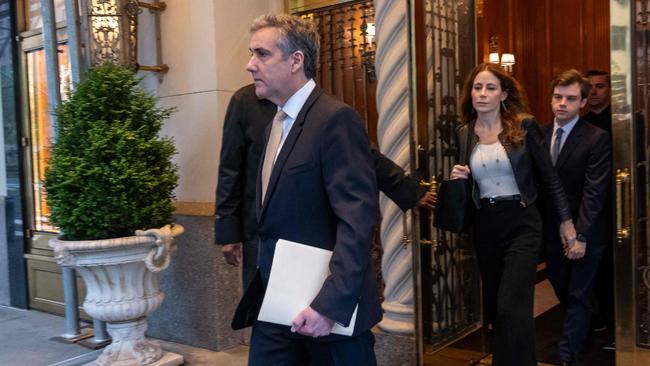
[45,64,183,366]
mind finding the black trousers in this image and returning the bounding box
[594,241,614,327]
[475,201,541,366]
[248,321,377,366]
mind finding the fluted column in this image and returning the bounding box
[374,0,414,334]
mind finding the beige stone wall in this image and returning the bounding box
[144,0,284,213]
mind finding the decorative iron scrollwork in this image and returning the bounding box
[423,0,479,348]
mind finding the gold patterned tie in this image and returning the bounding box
[261,109,287,202]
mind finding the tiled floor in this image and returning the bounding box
[534,277,560,317]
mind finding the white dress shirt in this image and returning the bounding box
[273,79,316,162]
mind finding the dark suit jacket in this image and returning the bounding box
[215,85,276,245]
[215,85,425,247]
[233,87,382,336]
[541,119,612,246]
[583,105,612,134]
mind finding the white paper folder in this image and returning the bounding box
[257,239,358,336]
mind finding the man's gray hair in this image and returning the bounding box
[251,14,320,79]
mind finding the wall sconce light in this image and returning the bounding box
[500,53,515,72]
[80,0,168,73]
[487,34,515,72]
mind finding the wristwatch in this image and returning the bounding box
[576,233,587,243]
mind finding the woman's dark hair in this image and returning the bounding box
[460,63,530,145]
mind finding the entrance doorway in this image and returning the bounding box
[410,0,650,365]
[16,0,87,317]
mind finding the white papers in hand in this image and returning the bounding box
[257,239,358,336]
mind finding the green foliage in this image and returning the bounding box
[44,65,178,240]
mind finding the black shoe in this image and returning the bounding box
[557,352,579,366]
[592,323,607,332]
[557,361,575,366]
[591,316,608,332]
[557,356,576,366]
[602,341,615,351]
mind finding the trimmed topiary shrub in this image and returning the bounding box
[44,64,178,240]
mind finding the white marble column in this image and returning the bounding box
[374,0,414,334]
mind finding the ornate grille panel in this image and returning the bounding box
[295,1,378,142]
[421,0,480,348]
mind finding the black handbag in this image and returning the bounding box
[433,178,475,233]
[433,125,475,233]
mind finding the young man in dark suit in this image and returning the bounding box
[231,14,382,365]
[541,69,612,366]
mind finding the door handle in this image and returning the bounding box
[616,168,631,241]
[418,176,437,248]
[419,176,437,192]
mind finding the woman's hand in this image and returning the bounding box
[450,164,471,180]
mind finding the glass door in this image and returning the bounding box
[17,1,84,315]
[611,0,650,364]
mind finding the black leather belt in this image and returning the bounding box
[480,194,521,204]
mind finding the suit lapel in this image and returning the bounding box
[258,87,323,221]
[555,119,586,169]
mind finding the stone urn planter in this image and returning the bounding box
[49,224,184,366]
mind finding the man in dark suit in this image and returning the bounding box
[542,69,612,366]
[216,84,435,290]
[583,69,611,133]
[232,14,381,364]
[583,69,614,337]
[215,85,275,288]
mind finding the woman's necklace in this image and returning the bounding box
[477,142,505,187]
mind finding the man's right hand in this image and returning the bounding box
[416,191,437,210]
[222,243,242,265]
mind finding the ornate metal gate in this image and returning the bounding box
[412,0,483,354]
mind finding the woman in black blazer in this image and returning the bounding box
[450,63,576,366]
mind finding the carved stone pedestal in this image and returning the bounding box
[49,225,184,366]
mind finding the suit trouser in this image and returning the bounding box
[475,201,541,366]
[594,241,614,327]
[248,321,377,366]
[545,237,605,360]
